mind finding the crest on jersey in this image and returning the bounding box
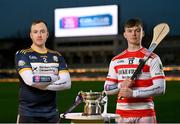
[53,56,58,62]
[128,57,135,64]
[18,60,26,67]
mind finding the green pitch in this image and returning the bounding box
[0,81,179,123]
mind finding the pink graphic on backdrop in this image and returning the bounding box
[61,17,78,29]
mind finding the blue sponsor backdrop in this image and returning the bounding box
[60,14,112,29]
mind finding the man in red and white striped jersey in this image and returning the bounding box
[104,18,166,123]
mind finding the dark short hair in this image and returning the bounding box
[124,18,143,29]
[30,19,48,32]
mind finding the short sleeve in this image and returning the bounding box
[58,54,68,71]
[15,50,31,72]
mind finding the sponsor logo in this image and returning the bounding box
[117,60,124,63]
[32,65,58,75]
[122,75,131,79]
[60,14,112,29]
[155,72,164,76]
[29,55,38,60]
[34,76,40,82]
[60,16,78,29]
[32,66,38,71]
[118,69,136,75]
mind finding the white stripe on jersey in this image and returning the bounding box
[116,102,154,110]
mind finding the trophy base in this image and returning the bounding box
[60,112,120,123]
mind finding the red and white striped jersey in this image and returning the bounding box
[105,47,165,117]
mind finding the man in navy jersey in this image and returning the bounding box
[15,19,71,123]
[104,18,166,123]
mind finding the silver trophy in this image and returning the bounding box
[79,91,106,116]
[60,91,119,123]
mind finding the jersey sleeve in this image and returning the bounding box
[45,72,71,91]
[58,55,68,71]
[150,56,165,79]
[15,50,31,72]
[105,60,118,83]
[104,60,120,95]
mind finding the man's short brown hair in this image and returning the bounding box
[30,19,48,32]
[124,18,143,29]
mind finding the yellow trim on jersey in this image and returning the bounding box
[48,49,62,56]
[59,70,69,74]
[19,48,33,54]
[31,46,47,54]
[19,68,32,74]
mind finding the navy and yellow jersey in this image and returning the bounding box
[15,47,68,117]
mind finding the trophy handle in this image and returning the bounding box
[102,92,108,114]
[60,91,83,121]
[103,96,108,114]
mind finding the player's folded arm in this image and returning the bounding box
[45,70,71,91]
[19,68,58,90]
